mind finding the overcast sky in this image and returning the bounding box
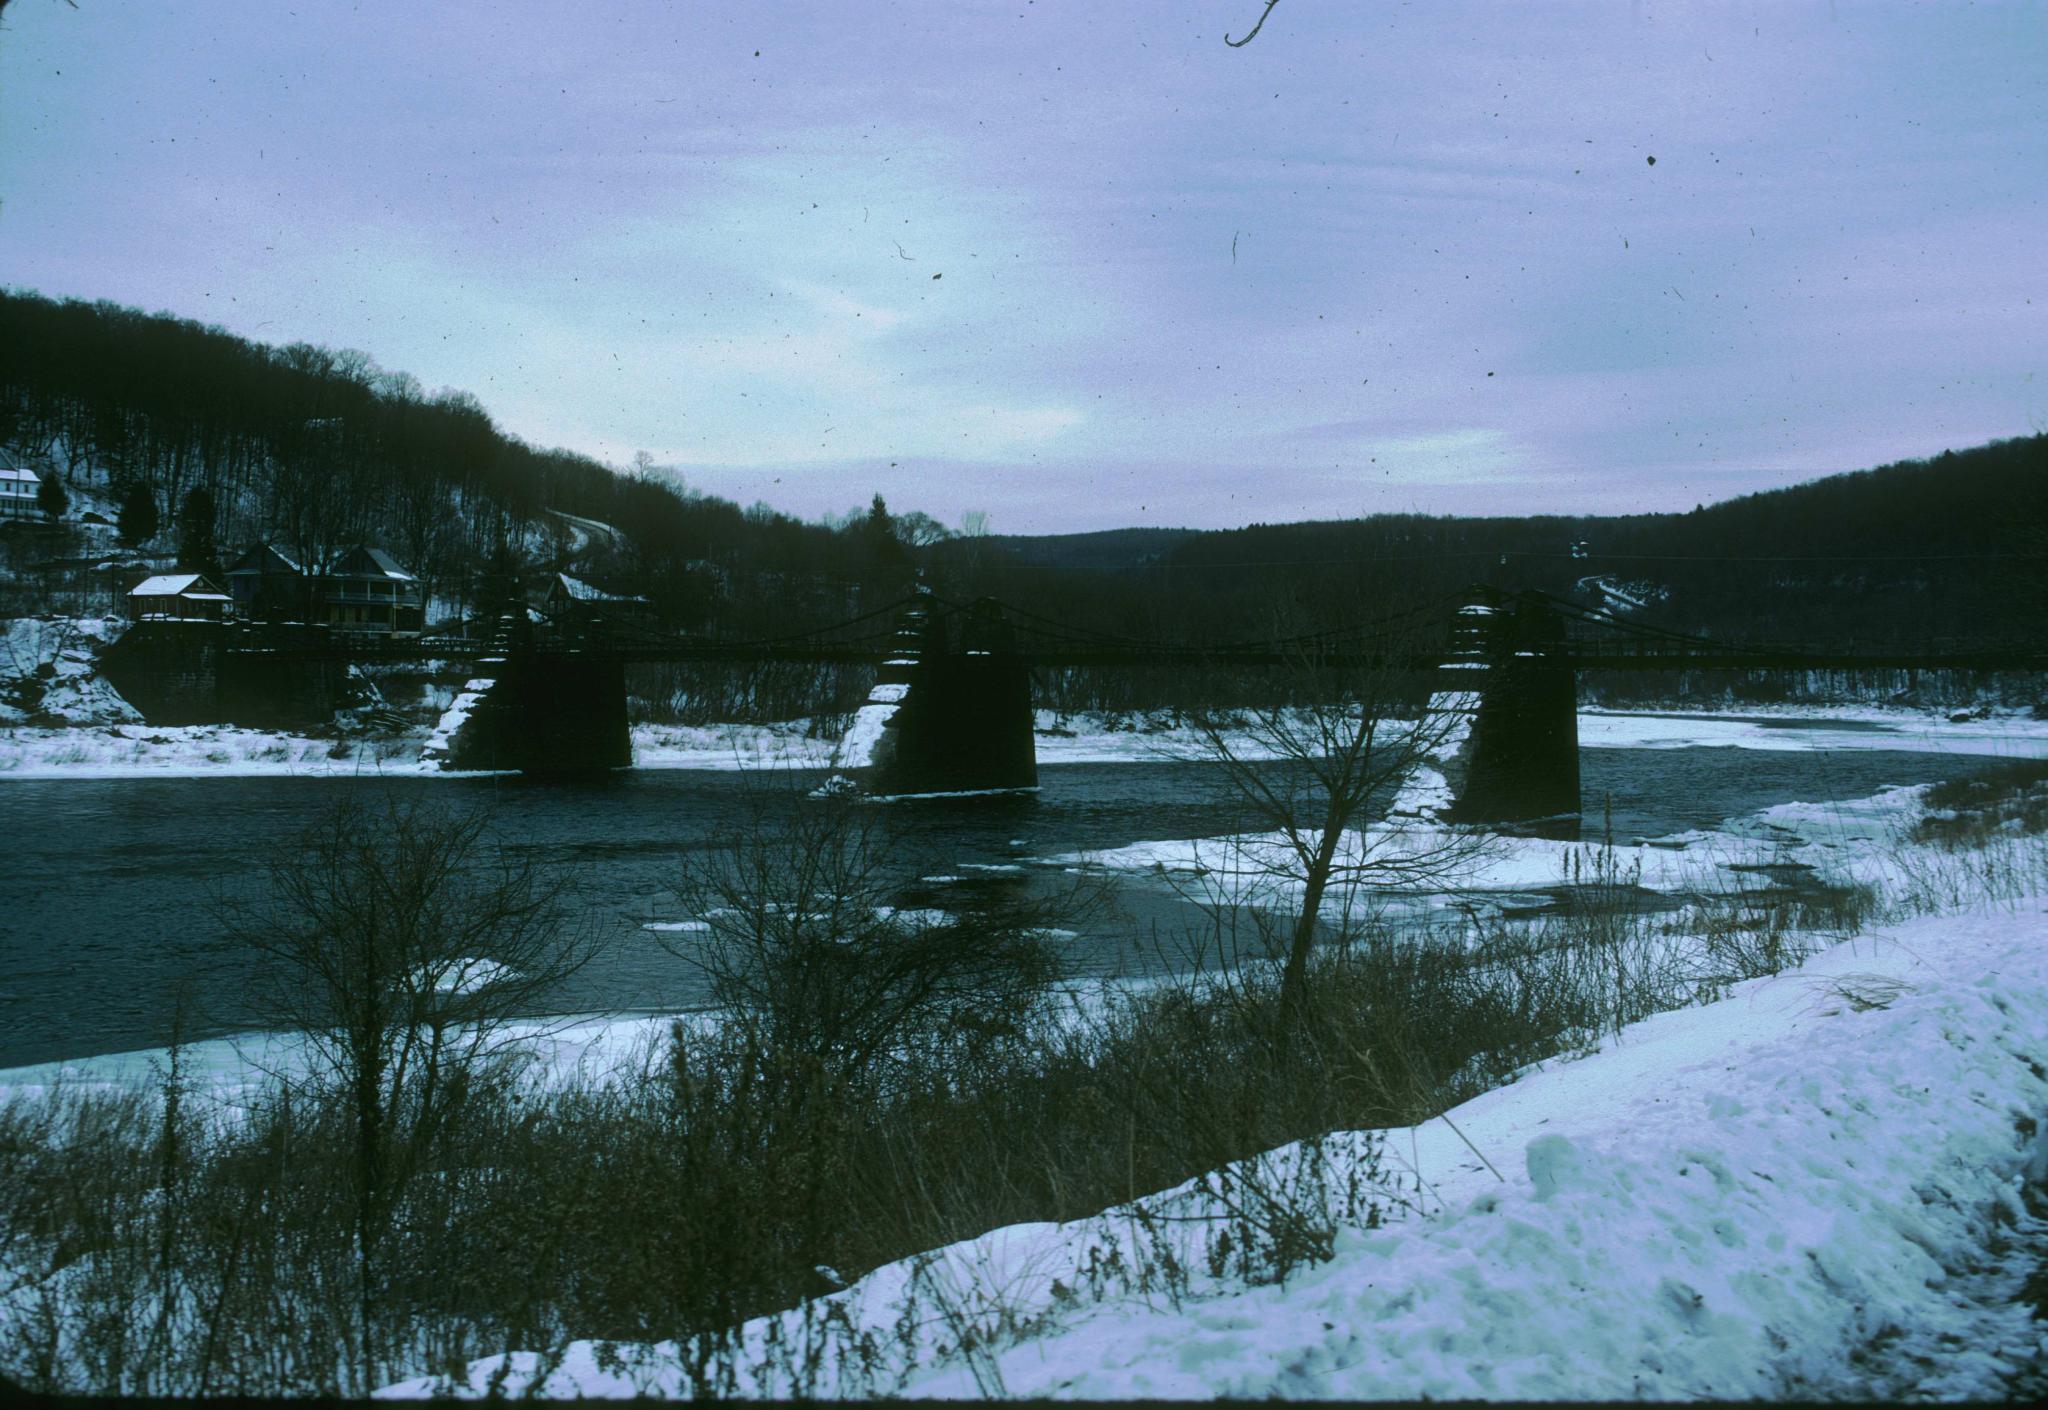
[2,2,2042,533]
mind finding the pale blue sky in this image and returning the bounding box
[3,1,2042,531]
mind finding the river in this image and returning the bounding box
[0,740,2020,1068]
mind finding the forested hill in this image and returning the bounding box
[5,288,2040,650]
[0,290,923,625]
[961,437,2047,649]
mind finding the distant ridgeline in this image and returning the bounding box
[3,288,2040,655]
[959,437,2047,651]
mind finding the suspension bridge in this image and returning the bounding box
[106,583,2044,829]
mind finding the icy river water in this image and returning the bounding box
[0,731,2029,1068]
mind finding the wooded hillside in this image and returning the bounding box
[0,290,922,627]
[6,287,2038,651]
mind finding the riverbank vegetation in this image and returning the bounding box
[4,770,2036,1397]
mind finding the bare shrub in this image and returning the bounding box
[211,795,601,1388]
[662,789,1072,1090]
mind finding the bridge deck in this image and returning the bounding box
[219,639,2045,672]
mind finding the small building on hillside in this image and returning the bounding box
[128,572,232,622]
[0,468,41,518]
[324,545,423,635]
[226,543,314,622]
[543,572,652,624]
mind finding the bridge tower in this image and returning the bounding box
[1445,587,1580,834]
[833,593,1037,795]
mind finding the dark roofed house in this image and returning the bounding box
[324,545,423,635]
[226,543,313,622]
[544,572,652,624]
[128,572,231,622]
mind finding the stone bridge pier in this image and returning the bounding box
[429,628,632,774]
[832,594,1038,796]
[1443,588,1581,835]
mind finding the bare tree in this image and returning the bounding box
[891,509,954,550]
[661,786,1084,1086]
[214,797,601,1386]
[1179,616,1489,1013]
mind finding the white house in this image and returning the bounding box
[0,467,41,517]
[128,572,232,622]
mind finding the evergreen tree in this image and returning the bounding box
[863,493,907,566]
[33,471,68,522]
[177,486,222,577]
[116,481,159,547]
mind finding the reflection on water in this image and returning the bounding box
[0,746,2014,1067]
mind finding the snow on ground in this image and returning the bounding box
[0,722,426,777]
[633,720,839,771]
[1580,705,2048,758]
[0,1012,689,1112]
[1047,781,1940,926]
[418,673,498,767]
[0,616,138,725]
[5,704,2043,780]
[377,896,2048,1401]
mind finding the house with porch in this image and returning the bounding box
[324,544,424,635]
[226,543,315,622]
[1,468,41,518]
[225,541,425,634]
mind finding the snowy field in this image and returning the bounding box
[3,703,2045,779]
[371,895,2048,1400]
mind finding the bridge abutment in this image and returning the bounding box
[101,621,350,727]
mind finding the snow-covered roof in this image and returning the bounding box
[130,573,223,598]
[1,467,40,484]
[352,546,416,581]
[322,544,417,581]
[230,543,305,575]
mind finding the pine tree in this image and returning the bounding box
[177,486,222,577]
[117,481,159,547]
[33,471,68,521]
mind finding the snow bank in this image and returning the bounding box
[379,898,2048,1400]
[5,704,2042,781]
[0,616,138,725]
[1385,690,1479,820]
[631,720,838,771]
[0,723,419,778]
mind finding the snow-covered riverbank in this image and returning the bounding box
[3,704,2045,780]
[9,755,2044,1399]
[374,894,2048,1401]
